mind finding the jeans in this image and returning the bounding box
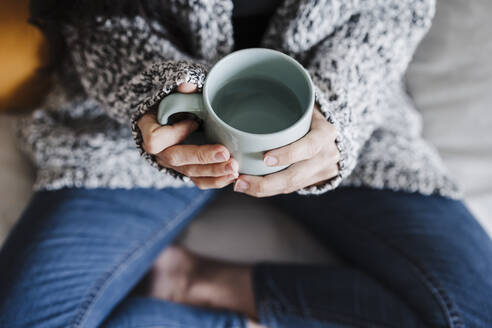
[0,187,491,328]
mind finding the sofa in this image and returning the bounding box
[1,0,491,264]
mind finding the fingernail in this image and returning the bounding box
[231,160,239,173]
[215,152,227,162]
[234,179,249,192]
[264,155,278,166]
[225,162,238,176]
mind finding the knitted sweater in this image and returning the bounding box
[17,0,459,197]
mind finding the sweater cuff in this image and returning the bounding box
[297,84,350,195]
[130,60,208,181]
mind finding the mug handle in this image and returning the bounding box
[157,93,205,125]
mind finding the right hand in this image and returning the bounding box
[137,83,239,189]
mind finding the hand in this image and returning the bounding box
[137,83,239,189]
[233,106,340,197]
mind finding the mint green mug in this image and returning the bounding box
[158,48,315,175]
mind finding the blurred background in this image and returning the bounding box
[0,0,491,264]
[0,0,51,113]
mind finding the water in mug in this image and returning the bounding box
[211,77,303,134]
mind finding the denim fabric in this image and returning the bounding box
[0,188,245,328]
[255,188,492,327]
[0,187,491,328]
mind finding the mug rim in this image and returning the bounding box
[202,48,315,138]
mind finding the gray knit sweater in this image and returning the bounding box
[17,0,459,197]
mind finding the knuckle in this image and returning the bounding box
[179,121,197,138]
[215,164,227,176]
[211,178,220,188]
[161,150,178,166]
[196,149,208,164]
[142,141,152,154]
[282,183,297,194]
[286,179,297,192]
[181,166,193,177]
[285,150,296,164]
[213,177,227,188]
[143,136,159,154]
[287,174,300,191]
[251,190,265,198]
[255,180,275,198]
[319,149,331,161]
[192,179,207,190]
[306,142,319,158]
[321,166,331,176]
[155,157,168,169]
[253,181,266,197]
[173,126,188,142]
[323,165,338,178]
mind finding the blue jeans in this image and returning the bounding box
[0,187,491,328]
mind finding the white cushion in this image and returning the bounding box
[406,0,492,232]
[0,116,34,243]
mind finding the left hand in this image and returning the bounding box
[234,105,340,197]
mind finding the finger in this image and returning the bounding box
[157,144,230,167]
[263,110,336,167]
[173,159,239,178]
[138,114,198,154]
[177,83,198,94]
[191,174,237,190]
[263,129,324,167]
[313,107,337,140]
[320,145,341,165]
[234,159,311,198]
[302,163,339,189]
[319,163,340,181]
[235,154,339,197]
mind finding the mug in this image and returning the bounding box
[158,48,315,175]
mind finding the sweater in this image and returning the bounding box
[17,0,459,197]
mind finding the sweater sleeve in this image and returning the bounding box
[298,0,436,195]
[62,16,209,180]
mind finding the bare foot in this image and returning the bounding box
[246,320,267,328]
[146,246,198,304]
[146,246,262,324]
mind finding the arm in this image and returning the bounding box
[63,16,208,124]
[305,0,436,193]
[234,0,436,197]
[62,16,219,180]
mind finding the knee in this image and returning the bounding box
[0,279,80,328]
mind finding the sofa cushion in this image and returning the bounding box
[406,0,492,232]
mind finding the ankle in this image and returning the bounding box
[188,260,258,319]
[146,246,258,319]
[247,320,267,328]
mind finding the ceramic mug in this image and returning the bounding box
[158,48,315,175]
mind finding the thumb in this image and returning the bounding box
[177,83,198,94]
[139,114,199,154]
